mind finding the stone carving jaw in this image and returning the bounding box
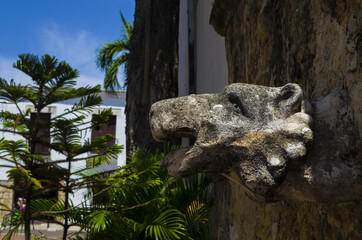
[149,83,313,201]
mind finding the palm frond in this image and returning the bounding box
[30,198,66,216]
[87,210,111,232]
[183,201,209,237]
[120,12,133,40]
[1,222,23,240]
[145,208,185,240]
[96,40,129,69]
[96,11,132,90]
[103,57,124,90]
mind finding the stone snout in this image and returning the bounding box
[150,83,314,202]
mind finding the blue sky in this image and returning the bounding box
[0,0,135,88]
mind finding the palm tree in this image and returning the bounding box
[96,12,132,90]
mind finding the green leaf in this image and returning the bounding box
[7,167,42,190]
[145,208,185,240]
[87,210,111,232]
[96,11,132,90]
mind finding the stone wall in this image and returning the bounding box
[212,180,362,239]
[209,0,362,239]
[0,180,14,222]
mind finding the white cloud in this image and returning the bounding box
[0,57,32,85]
[77,74,103,88]
[0,23,125,89]
[39,23,105,87]
[41,24,98,66]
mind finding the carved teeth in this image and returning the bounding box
[284,142,307,159]
[268,156,282,166]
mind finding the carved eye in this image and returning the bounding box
[228,94,250,118]
[277,84,302,113]
[278,84,296,101]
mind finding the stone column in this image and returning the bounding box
[209,1,362,239]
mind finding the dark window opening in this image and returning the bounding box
[90,115,117,204]
[30,112,51,155]
[91,115,117,154]
[91,172,110,206]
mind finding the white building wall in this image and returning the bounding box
[178,0,190,97]
[195,0,228,94]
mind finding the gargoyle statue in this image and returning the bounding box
[149,83,313,202]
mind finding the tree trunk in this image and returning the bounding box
[62,164,71,240]
[126,0,180,153]
[24,189,31,240]
[62,190,69,240]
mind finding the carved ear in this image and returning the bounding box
[277,83,303,115]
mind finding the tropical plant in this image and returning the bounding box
[71,145,212,240]
[96,12,132,90]
[31,111,123,240]
[0,53,123,240]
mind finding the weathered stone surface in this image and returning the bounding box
[0,180,13,223]
[211,179,362,240]
[210,0,361,137]
[150,76,362,203]
[205,0,361,239]
[209,0,239,36]
[150,83,313,201]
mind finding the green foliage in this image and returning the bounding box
[1,221,22,240]
[13,54,79,90]
[145,208,185,240]
[30,198,66,217]
[0,79,30,103]
[71,146,212,240]
[0,53,211,240]
[0,53,123,240]
[87,210,111,232]
[26,146,211,240]
[7,167,42,190]
[96,12,132,90]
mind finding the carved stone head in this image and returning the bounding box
[150,83,313,201]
